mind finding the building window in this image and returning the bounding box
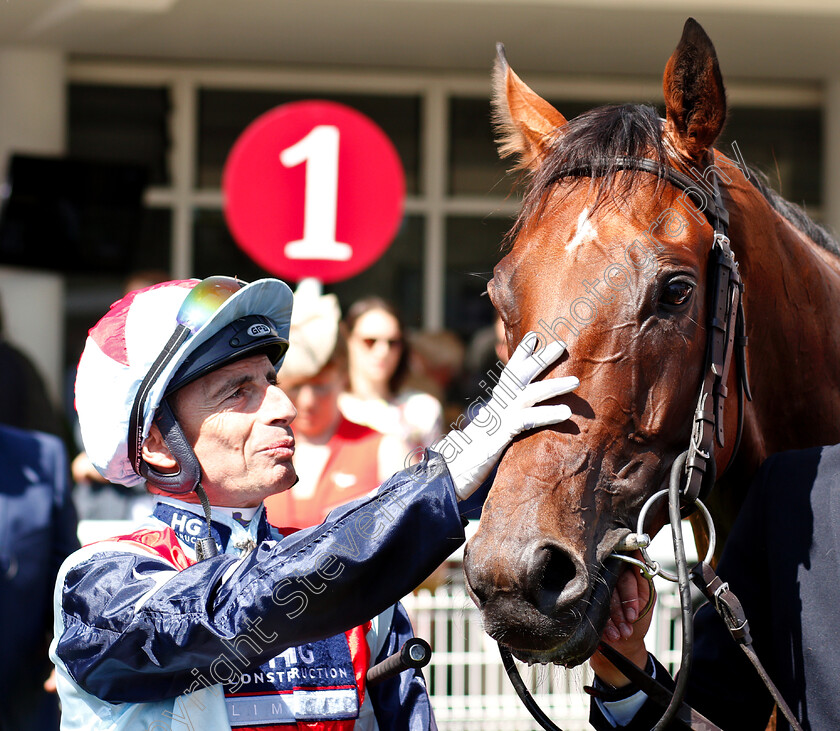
[193,207,425,328]
[68,84,171,186]
[63,84,174,396]
[444,215,512,338]
[448,97,510,196]
[197,89,421,193]
[447,96,597,197]
[717,107,822,212]
[61,63,825,413]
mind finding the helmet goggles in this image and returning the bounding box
[126,276,289,477]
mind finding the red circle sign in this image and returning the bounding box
[222,100,405,284]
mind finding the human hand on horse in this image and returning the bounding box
[436,331,579,500]
[589,560,656,688]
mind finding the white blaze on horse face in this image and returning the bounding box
[565,208,598,253]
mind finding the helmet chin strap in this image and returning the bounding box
[139,399,218,560]
[140,400,201,494]
[193,483,218,561]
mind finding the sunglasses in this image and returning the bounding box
[128,276,245,474]
[358,337,403,350]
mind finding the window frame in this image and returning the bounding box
[67,59,822,330]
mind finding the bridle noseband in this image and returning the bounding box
[499,157,803,731]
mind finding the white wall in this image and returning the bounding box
[0,47,67,405]
[0,47,66,178]
[0,266,64,404]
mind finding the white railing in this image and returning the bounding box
[401,528,691,731]
[402,566,594,730]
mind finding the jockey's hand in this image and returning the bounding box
[435,331,578,500]
[589,558,655,688]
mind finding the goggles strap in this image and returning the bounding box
[194,484,219,561]
[128,325,191,475]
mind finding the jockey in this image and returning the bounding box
[50,275,578,730]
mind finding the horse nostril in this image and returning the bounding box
[529,544,585,613]
[541,545,577,593]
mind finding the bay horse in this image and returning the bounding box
[462,18,840,670]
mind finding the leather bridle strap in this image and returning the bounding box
[552,155,752,504]
[595,643,721,730]
[590,551,803,731]
[683,233,743,504]
[549,156,728,231]
[690,562,804,731]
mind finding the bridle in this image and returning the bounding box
[498,156,803,730]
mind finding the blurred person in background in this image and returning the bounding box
[0,292,66,440]
[462,313,509,398]
[453,314,511,521]
[0,422,79,731]
[265,281,408,529]
[340,297,443,450]
[70,269,169,521]
[404,330,466,429]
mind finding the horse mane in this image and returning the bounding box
[508,103,840,258]
[746,168,840,256]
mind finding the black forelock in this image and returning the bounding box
[509,104,669,242]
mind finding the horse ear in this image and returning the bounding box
[662,18,727,161]
[492,43,567,171]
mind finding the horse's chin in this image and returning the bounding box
[505,621,602,669]
[484,557,622,668]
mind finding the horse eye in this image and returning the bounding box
[660,279,694,307]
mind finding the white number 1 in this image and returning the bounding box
[280,125,352,261]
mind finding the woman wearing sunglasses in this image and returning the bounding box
[49,275,578,731]
[341,297,443,451]
[264,283,409,529]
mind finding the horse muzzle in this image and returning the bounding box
[463,535,623,666]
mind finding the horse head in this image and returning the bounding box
[463,19,748,667]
